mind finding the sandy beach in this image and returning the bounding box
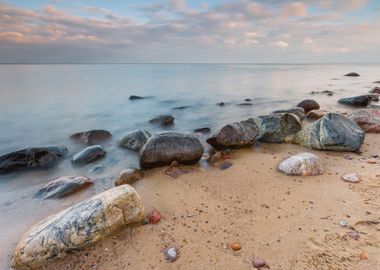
[38,134,380,270]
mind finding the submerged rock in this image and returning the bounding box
[70,130,112,145]
[194,127,211,134]
[306,110,328,120]
[293,113,365,151]
[238,102,253,106]
[348,109,380,133]
[140,132,204,169]
[34,176,93,199]
[114,168,143,186]
[216,102,226,106]
[149,115,175,126]
[206,119,259,149]
[253,113,302,143]
[12,185,144,270]
[369,87,380,94]
[344,72,360,77]
[272,107,305,120]
[296,99,320,113]
[172,105,190,110]
[119,129,151,151]
[72,145,105,165]
[338,95,371,107]
[129,95,145,100]
[278,153,324,176]
[0,146,67,174]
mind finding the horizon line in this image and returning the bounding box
[0,62,380,65]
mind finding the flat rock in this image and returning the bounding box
[238,102,253,106]
[348,109,380,133]
[272,107,305,120]
[344,72,360,77]
[12,185,144,270]
[119,129,151,151]
[114,168,143,186]
[72,145,105,165]
[194,127,211,134]
[0,146,67,174]
[165,166,191,178]
[307,110,328,120]
[129,95,145,100]
[338,95,371,107]
[207,119,259,149]
[341,173,360,183]
[70,130,112,145]
[149,115,174,126]
[34,176,93,199]
[293,113,365,151]
[278,153,324,176]
[140,132,204,169]
[172,105,190,110]
[296,99,320,113]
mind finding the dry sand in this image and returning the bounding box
[40,135,380,270]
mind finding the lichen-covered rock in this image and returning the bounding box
[149,115,174,126]
[253,113,302,143]
[348,109,380,133]
[70,130,112,145]
[278,153,324,176]
[306,110,328,120]
[0,146,67,174]
[272,107,305,120]
[296,99,320,113]
[12,185,144,270]
[338,95,371,107]
[119,129,151,151]
[72,145,105,165]
[206,119,259,149]
[293,113,365,151]
[140,132,204,169]
[344,72,360,77]
[34,176,93,199]
[114,168,143,186]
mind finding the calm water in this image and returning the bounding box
[0,63,379,267]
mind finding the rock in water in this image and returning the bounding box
[34,176,93,199]
[114,168,143,186]
[338,95,371,107]
[129,95,144,100]
[72,145,105,165]
[272,107,305,120]
[348,109,380,133]
[140,132,204,169]
[278,153,324,176]
[306,110,328,120]
[119,129,151,151]
[296,99,320,113]
[293,113,365,151]
[70,130,112,145]
[194,127,211,134]
[253,113,302,143]
[369,94,379,102]
[206,119,259,149]
[370,87,380,94]
[12,185,144,270]
[344,72,360,77]
[149,115,175,126]
[0,146,67,174]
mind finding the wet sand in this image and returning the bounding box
[41,135,380,270]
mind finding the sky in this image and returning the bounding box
[0,0,379,63]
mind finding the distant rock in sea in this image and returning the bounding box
[149,115,175,126]
[70,129,112,145]
[129,95,145,100]
[194,127,211,134]
[344,72,360,77]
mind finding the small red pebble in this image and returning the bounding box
[229,242,241,251]
[147,209,161,224]
[359,251,368,260]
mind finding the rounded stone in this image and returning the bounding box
[296,99,320,113]
[278,153,324,176]
[114,168,143,186]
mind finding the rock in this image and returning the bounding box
[216,102,226,106]
[70,130,112,145]
[339,220,348,227]
[89,164,104,174]
[34,176,93,199]
[194,127,211,134]
[149,115,174,126]
[278,153,324,176]
[140,132,204,169]
[306,110,328,120]
[206,119,259,149]
[373,81,380,84]
[348,109,380,132]
[146,209,161,224]
[338,95,371,107]
[219,161,233,170]
[72,145,106,165]
[172,105,190,110]
[252,258,267,268]
[238,102,253,106]
[119,129,151,151]
[12,185,144,270]
[310,90,334,96]
[293,113,365,152]
[0,146,67,174]
[208,151,222,163]
[114,168,143,186]
[253,113,302,143]
[170,160,179,167]
[165,166,191,178]
[344,72,360,77]
[341,173,360,183]
[347,231,360,240]
[129,95,144,100]
[272,107,305,120]
[369,94,379,102]
[359,251,368,260]
[369,87,380,94]
[230,242,241,251]
[244,98,252,101]
[164,247,178,262]
[296,99,320,113]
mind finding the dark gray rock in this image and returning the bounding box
[296,99,320,113]
[207,119,259,149]
[70,130,112,145]
[293,113,365,151]
[0,146,67,174]
[119,129,151,151]
[216,102,226,106]
[338,95,371,107]
[244,98,252,101]
[129,95,144,100]
[72,145,105,165]
[172,105,190,110]
[369,94,379,102]
[34,176,93,199]
[194,127,211,134]
[149,115,175,126]
[374,81,380,84]
[140,132,204,169]
[272,107,305,120]
[344,72,360,77]
[238,102,253,106]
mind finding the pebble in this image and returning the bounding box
[367,159,377,164]
[219,161,233,170]
[339,220,348,227]
[164,247,178,262]
[347,231,360,240]
[359,251,368,260]
[341,173,360,183]
[165,166,190,178]
[146,209,161,224]
[229,242,241,251]
[252,258,266,268]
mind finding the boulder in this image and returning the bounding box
[149,115,174,126]
[369,87,380,94]
[278,153,324,176]
[0,146,67,174]
[272,107,305,120]
[344,72,360,77]
[306,110,328,120]
[119,129,151,151]
[72,145,105,165]
[296,99,320,113]
[70,130,112,145]
[348,109,380,133]
[12,185,144,270]
[140,132,204,169]
[338,95,371,107]
[114,169,143,186]
[34,176,93,199]
[293,113,365,151]
[253,113,302,143]
[206,119,259,149]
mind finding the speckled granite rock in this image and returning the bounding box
[278,153,324,176]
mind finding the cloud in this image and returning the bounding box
[270,40,289,48]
